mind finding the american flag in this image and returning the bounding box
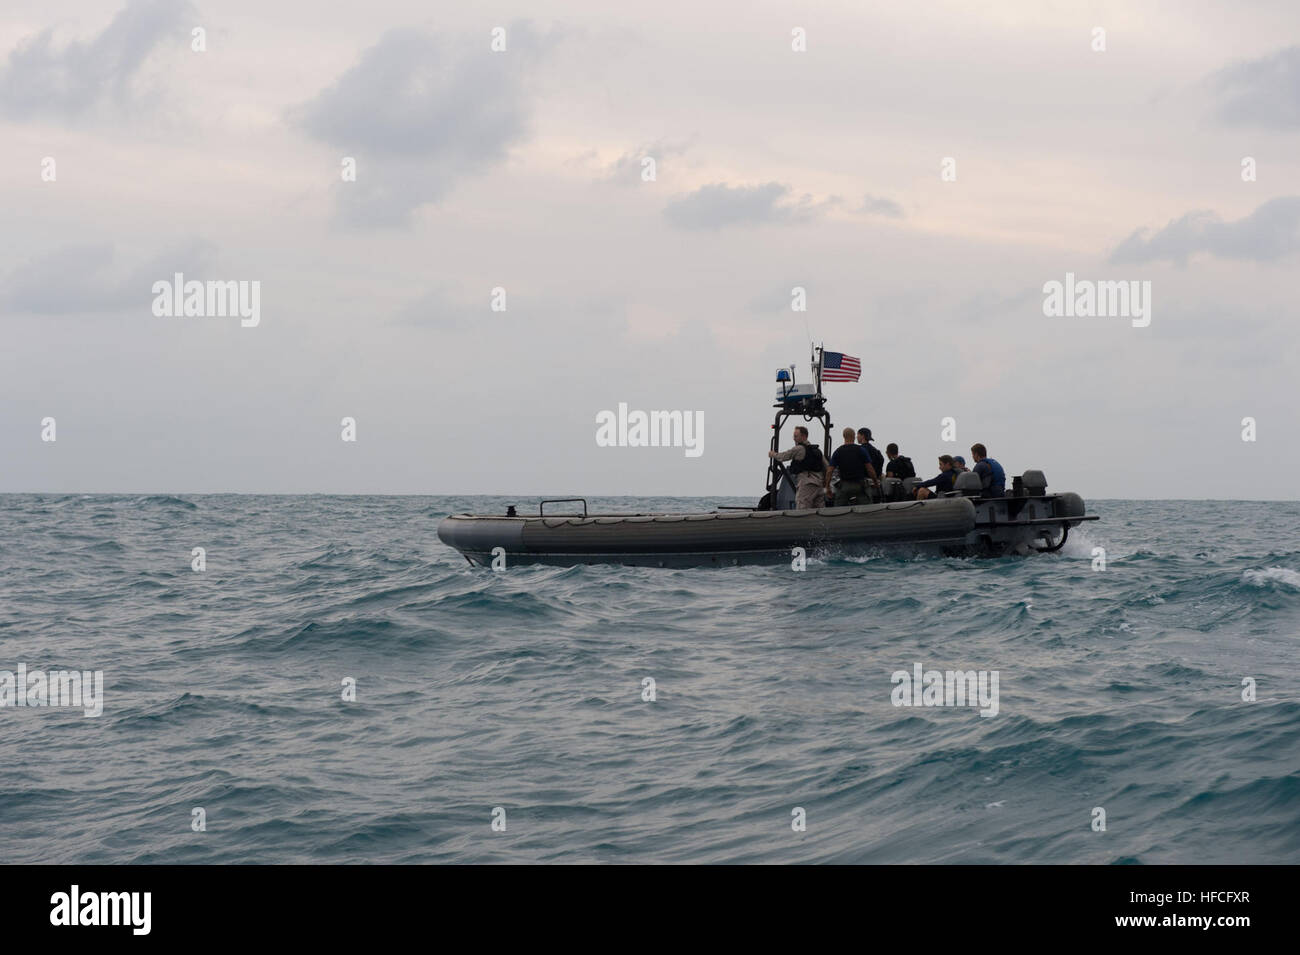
[821,351,861,382]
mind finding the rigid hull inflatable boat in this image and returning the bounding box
[436,352,1097,567]
[437,492,1090,567]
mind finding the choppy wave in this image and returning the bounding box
[1242,566,1300,590]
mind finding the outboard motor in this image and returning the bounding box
[954,472,983,497]
[1021,470,1048,497]
[883,477,905,501]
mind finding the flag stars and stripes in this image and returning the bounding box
[822,351,861,382]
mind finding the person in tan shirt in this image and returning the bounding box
[768,426,828,510]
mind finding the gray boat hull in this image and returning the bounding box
[436,492,1092,567]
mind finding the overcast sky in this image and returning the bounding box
[2,0,1297,499]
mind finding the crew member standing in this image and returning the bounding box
[769,426,828,510]
[856,428,884,501]
[826,428,869,505]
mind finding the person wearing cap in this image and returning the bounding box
[951,455,968,474]
[854,428,883,503]
[856,428,884,480]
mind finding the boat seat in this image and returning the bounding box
[954,472,983,496]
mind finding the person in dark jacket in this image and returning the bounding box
[827,428,869,505]
[857,428,885,481]
[884,443,916,480]
[914,455,956,499]
[970,443,1006,498]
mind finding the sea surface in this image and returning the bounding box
[0,494,1297,864]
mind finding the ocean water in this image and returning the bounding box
[1,494,1297,864]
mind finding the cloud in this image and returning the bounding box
[859,194,904,218]
[955,286,1041,324]
[392,285,489,329]
[662,182,836,230]
[0,0,192,120]
[1212,46,1300,128]
[0,240,215,315]
[747,283,817,315]
[601,139,690,185]
[1109,197,1300,265]
[294,24,551,227]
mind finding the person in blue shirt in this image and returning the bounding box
[914,455,956,499]
[970,443,1006,498]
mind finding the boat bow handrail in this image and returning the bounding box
[539,498,588,517]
